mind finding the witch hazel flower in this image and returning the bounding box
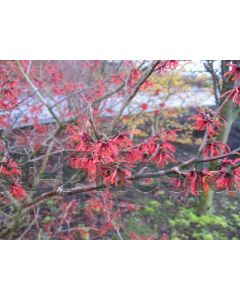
[225,63,240,82]
[189,109,225,137]
[183,170,213,196]
[223,87,240,107]
[203,141,230,158]
[9,182,27,201]
[213,158,240,195]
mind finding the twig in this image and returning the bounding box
[107,61,161,134]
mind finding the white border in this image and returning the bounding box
[1,0,240,59]
[1,241,240,300]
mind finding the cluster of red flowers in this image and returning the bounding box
[111,73,125,85]
[127,129,177,168]
[222,63,240,106]
[0,159,22,178]
[168,160,240,196]
[43,63,64,84]
[129,69,142,86]
[69,127,135,186]
[0,79,20,109]
[0,158,27,201]
[69,126,179,187]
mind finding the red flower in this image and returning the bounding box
[126,131,177,167]
[223,87,240,107]
[70,130,93,152]
[9,183,27,200]
[168,177,183,192]
[161,141,176,153]
[94,141,119,163]
[111,74,124,84]
[203,141,230,158]
[166,60,179,69]
[103,166,131,186]
[30,104,44,114]
[0,159,22,178]
[130,69,141,81]
[70,155,96,178]
[126,147,143,163]
[144,138,158,155]
[224,63,240,82]
[189,110,225,137]
[140,103,148,111]
[113,131,133,148]
[215,174,234,192]
[156,60,179,73]
[152,141,176,167]
[44,63,63,84]
[213,158,240,194]
[0,80,20,109]
[153,150,175,168]
[183,170,212,196]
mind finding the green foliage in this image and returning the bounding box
[124,213,157,237]
[169,207,231,239]
[122,191,240,240]
[143,207,155,216]
[46,198,55,207]
[43,216,52,223]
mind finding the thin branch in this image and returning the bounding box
[21,145,240,214]
[16,61,62,127]
[107,60,161,134]
[87,104,102,139]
